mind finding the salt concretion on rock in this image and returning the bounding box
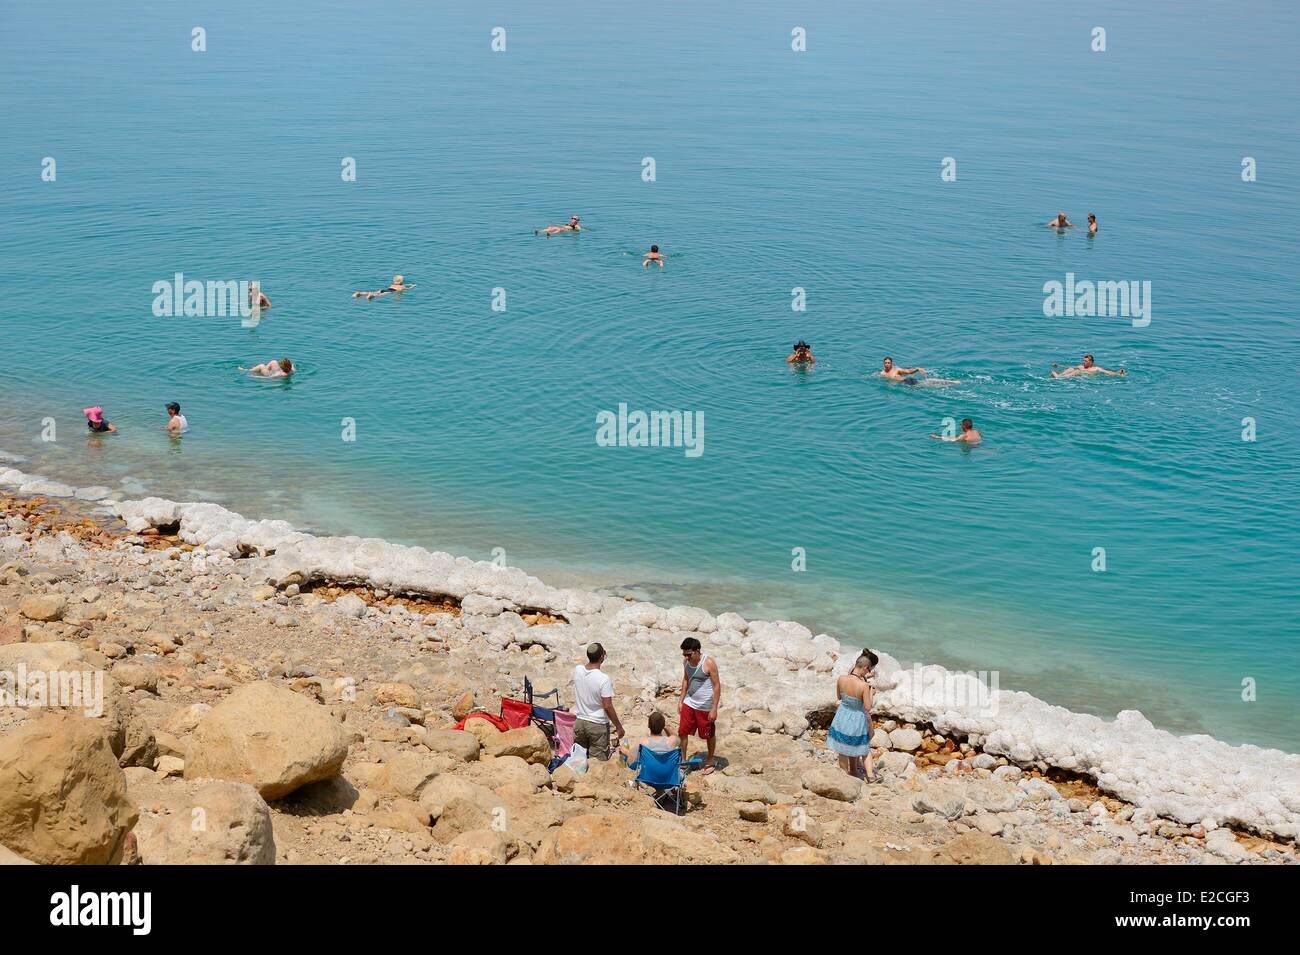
[0,483,1277,841]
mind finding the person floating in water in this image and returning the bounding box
[642,244,664,268]
[83,406,116,433]
[248,282,271,310]
[1048,212,1075,229]
[786,340,815,364]
[535,216,580,236]
[1050,354,1126,378]
[878,356,959,385]
[1087,213,1098,235]
[164,402,188,435]
[931,418,981,445]
[353,275,415,300]
[241,357,294,378]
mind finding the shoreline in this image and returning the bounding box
[0,490,1294,864]
[2,459,1298,845]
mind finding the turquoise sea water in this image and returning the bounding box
[2,1,1298,750]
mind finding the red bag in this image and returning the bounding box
[453,712,509,733]
[500,698,532,729]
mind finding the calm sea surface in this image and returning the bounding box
[2,1,1298,749]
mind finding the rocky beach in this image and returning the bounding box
[0,469,1296,866]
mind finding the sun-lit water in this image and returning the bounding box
[2,1,1298,750]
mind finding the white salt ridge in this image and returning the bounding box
[2,461,1297,841]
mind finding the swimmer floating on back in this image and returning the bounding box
[931,418,981,445]
[83,406,117,433]
[535,216,580,236]
[786,340,816,364]
[1048,212,1075,229]
[352,275,415,300]
[240,357,294,378]
[879,357,959,385]
[1050,354,1125,378]
[643,245,664,268]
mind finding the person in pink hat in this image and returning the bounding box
[83,406,116,433]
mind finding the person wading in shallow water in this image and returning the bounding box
[678,637,721,774]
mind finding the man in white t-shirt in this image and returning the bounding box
[571,642,625,761]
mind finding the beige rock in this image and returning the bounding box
[0,843,35,865]
[19,594,66,622]
[381,751,442,799]
[133,780,275,864]
[0,713,137,864]
[185,681,350,799]
[462,716,503,747]
[374,682,420,708]
[448,829,511,865]
[933,831,1016,865]
[802,766,863,802]
[451,692,475,720]
[483,725,552,765]
[157,755,185,777]
[535,813,738,865]
[423,729,481,763]
[781,846,828,865]
[111,661,158,693]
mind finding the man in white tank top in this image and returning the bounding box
[678,637,721,774]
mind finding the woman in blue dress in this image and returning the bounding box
[827,649,878,781]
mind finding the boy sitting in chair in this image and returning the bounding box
[621,711,679,768]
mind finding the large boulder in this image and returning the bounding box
[802,766,863,802]
[482,725,551,765]
[133,780,275,865]
[185,681,350,799]
[423,729,481,763]
[535,813,738,865]
[0,713,137,864]
[704,774,777,805]
[18,594,66,622]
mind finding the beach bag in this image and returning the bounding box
[566,744,589,775]
[453,712,509,733]
[500,697,532,729]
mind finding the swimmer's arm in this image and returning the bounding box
[1099,367,1126,376]
[785,354,797,363]
[898,367,924,375]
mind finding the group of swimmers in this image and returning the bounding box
[81,402,188,436]
[1049,211,1098,234]
[533,214,665,268]
[780,347,1128,446]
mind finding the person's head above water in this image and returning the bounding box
[393,275,404,285]
[279,357,294,374]
[961,418,974,431]
[1088,213,1096,223]
[650,244,659,253]
[1082,354,1095,367]
[166,402,181,416]
[882,357,894,370]
[83,406,104,424]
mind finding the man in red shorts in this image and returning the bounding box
[678,637,721,775]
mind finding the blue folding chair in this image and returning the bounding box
[632,746,687,815]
